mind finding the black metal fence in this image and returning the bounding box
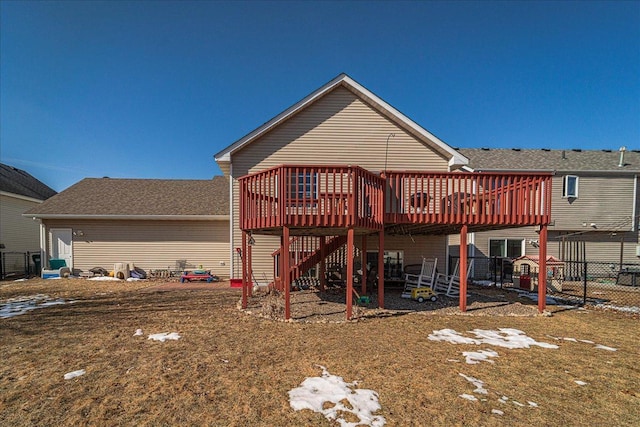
[450,255,640,312]
[0,251,41,279]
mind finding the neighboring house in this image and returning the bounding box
[24,177,230,276]
[215,73,552,317]
[0,163,57,275]
[450,148,640,277]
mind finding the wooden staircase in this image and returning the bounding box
[272,235,348,290]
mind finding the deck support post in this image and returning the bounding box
[361,235,367,295]
[283,226,291,320]
[378,230,385,309]
[241,230,248,309]
[346,227,355,320]
[538,224,548,313]
[319,236,326,292]
[247,239,253,297]
[459,224,468,312]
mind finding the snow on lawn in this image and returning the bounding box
[1,294,72,319]
[428,328,559,350]
[289,365,385,427]
[546,335,617,352]
[64,369,86,380]
[462,349,499,364]
[88,276,121,281]
[458,372,539,413]
[148,332,181,342]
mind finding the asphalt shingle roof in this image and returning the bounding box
[459,148,640,172]
[25,177,229,217]
[0,163,57,200]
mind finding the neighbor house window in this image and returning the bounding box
[562,175,579,198]
[489,239,524,258]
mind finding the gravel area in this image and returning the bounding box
[241,284,548,323]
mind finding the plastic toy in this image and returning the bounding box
[411,287,438,302]
[180,269,219,283]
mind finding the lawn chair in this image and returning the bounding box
[434,259,474,297]
[402,258,437,298]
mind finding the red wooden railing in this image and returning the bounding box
[239,165,385,231]
[384,171,552,226]
[240,166,552,231]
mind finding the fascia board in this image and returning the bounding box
[23,214,230,221]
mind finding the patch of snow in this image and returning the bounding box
[562,337,577,342]
[595,303,640,314]
[462,349,499,364]
[528,401,538,407]
[429,328,558,350]
[459,373,488,394]
[148,332,181,342]
[64,369,86,380]
[512,400,526,407]
[474,280,495,287]
[579,339,594,344]
[88,276,121,281]
[133,329,143,336]
[492,409,504,415]
[13,278,27,282]
[574,380,588,386]
[446,359,460,363]
[126,277,141,282]
[1,295,69,319]
[499,396,509,403]
[459,394,478,401]
[289,365,386,427]
[594,344,617,351]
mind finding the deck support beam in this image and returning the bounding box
[378,231,385,309]
[346,227,355,320]
[459,224,468,312]
[247,238,253,297]
[319,236,326,292]
[241,230,248,309]
[283,226,291,320]
[361,235,367,295]
[538,224,548,313]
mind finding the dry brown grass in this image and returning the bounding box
[1,278,638,426]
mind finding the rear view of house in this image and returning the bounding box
[0,163,57,277]
[215,74,553,318]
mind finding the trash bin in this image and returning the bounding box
[31,253,41,275]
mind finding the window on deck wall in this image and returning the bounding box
[288,172,318,202]
[489,239,524,259]
[562,175,579,198]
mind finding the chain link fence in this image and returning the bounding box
[0,251,41,279]
[451,255,640,313]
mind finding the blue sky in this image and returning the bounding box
[1,1,638,192]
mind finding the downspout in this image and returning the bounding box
[39,221,46,275]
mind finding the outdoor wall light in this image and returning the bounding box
[73,230,84,237]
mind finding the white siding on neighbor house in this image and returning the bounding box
[0,194,42,252]
[42,219,229,276]
[229,86,451,282]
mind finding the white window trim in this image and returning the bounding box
[562,175,579,198]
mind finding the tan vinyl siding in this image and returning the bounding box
[230,87,451,279]
[0,194,41,252]
[551,175,635,231]
[42,219,229,275]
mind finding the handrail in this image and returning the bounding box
[239,166,552,232]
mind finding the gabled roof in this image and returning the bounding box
[0,163,57,201]
[25,177,229,219]
[460,148,640,173]
[214,73,468,170]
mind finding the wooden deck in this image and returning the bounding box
[239,165,552,234]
